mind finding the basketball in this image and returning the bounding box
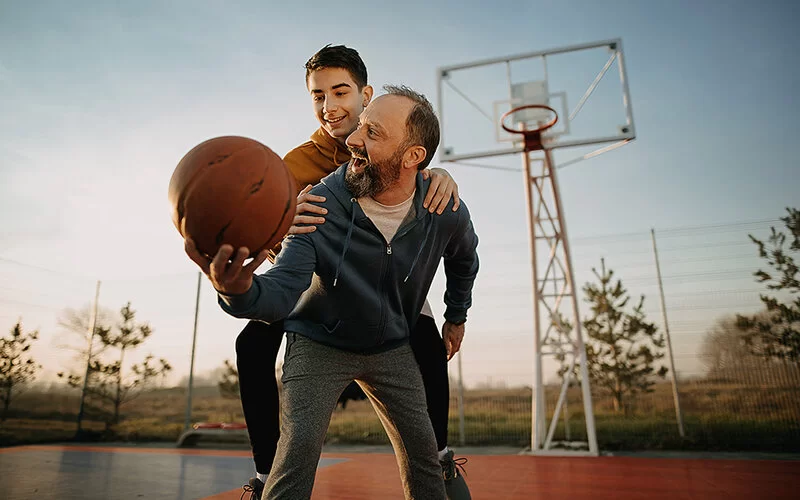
[168,136,297,258]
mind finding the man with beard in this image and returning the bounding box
[184,84,479,499]
[234,44,470,500]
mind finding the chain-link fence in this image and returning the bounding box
[2,219,799,451]
[329,219,800,451]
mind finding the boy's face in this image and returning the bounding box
[307,67,373,144]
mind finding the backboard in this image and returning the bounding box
[436,39,635,162]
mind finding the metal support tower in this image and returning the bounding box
[521,148,598,455]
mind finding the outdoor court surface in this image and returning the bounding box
[1,444,798,499]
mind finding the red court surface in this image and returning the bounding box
[1,444,798,499]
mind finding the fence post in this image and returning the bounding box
[651,228,686,438]
[457,349,466,446]
[184,272,202,431]
[76,280,101,436]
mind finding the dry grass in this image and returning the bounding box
[2,380,799,451]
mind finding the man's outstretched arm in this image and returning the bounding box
[185,234,317,324]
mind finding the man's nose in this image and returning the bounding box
[345,128,362,148]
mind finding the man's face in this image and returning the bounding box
[307,67,371,143]
[344,95,412,198]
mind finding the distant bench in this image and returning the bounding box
[177,384,368,447]
[176,422,249,448]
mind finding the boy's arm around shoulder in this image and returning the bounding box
[441,200,480,324]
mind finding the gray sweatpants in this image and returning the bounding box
[263,334,445,500]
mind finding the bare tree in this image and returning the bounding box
[701,315,763,381]
[217,359,239,399]
[56,305,115,369]
[702,314,799,385]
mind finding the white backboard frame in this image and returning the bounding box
[436,38,635,162]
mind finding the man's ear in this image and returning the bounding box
[403,145,427,170]
[361,85,374,107]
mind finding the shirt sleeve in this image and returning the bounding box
[218,233,317,323]
[441,202,480,324]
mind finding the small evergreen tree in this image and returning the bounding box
[0,321,41,422]
[59,302,171,429]
[581,259,668,413]
[737,207,800,362]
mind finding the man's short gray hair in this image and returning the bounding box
[383,84,440,170]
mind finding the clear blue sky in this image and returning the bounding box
[0,0,797,387]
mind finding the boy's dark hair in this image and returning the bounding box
[305,44,368,89]
[383,84,440,170]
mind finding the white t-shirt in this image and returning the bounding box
[358,193,434,319]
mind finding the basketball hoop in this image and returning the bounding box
[500,104,559,152]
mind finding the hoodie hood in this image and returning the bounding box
[310,127,351,166]
[320,163,429,220]
[282,127,351,194]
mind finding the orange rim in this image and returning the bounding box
[500,104,559,136]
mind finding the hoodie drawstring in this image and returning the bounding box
[333,198,357,287]
[404,219,432,283]
[333,198,432,286]
[333,141,347,165]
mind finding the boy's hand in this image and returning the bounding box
[421,168,460,215]
[288,184,327,235]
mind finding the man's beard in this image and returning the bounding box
[344,146,402,198]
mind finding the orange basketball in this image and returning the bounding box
[168,136,296,258]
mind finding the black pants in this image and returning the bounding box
[235,315,450,474]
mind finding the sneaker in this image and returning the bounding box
[240,477,264,500]
[440,450,472,500]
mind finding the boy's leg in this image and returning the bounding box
[409,315,450,451]
[265,334,355,499]
[410,316,472,499]
[235,320,284,475]
[360,343,445,499]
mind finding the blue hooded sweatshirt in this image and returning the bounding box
[219,163,480,353]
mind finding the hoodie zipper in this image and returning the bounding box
[351,199,426,346]
[377,211,431,342]
[355,204,393,346]
[376,240,390,345]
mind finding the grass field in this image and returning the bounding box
[2,380,798,451]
